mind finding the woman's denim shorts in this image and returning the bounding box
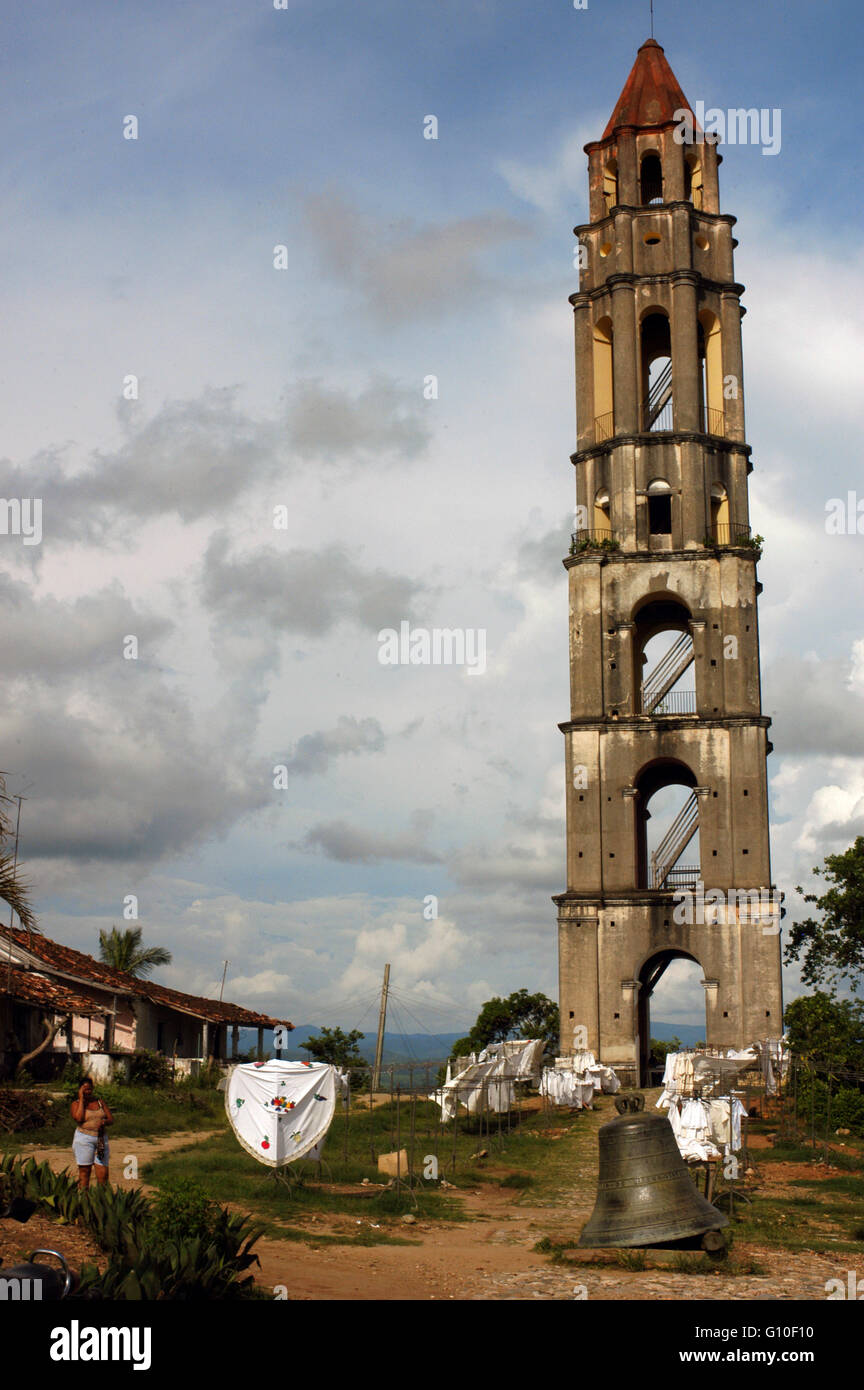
[72,1130,109,1167]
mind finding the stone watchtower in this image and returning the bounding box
[554,40,783,1085]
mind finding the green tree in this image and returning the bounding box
[453,989,559,1056]
[649,1036,681,1064]
[784,837,864,992]
[783,992,864,1072]
[98,925,172,978]
[301,1026,367,1073]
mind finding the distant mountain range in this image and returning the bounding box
[235,1020,703,1062]
[236,1025,466,1065]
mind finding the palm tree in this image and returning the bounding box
[98,925,172,979]
[0,774,35,932]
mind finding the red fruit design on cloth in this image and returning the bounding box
[261,1139,270,1149]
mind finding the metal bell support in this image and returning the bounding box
[579,1094,728,1249]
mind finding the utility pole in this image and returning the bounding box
[371,963,390,1094]
[219,960,229,1001]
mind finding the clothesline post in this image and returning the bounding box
[407,1068,414,1191]
[395,1083,402,1192]
[451,1092,458,1172]
[343,1073,350,1165]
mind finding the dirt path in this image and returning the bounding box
[249,1179,855,1301]
[12,1129,222,1188]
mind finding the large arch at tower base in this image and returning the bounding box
[637,948,702,1087]
[555,896,783,1090]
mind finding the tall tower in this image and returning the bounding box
[554,40,783,1086]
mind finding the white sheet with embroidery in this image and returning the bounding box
[226,1059,337,1166]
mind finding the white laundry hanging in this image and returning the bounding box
[674,1096,720,1160]
[541,1068,594,1108]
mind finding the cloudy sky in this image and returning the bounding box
[1,0,862,1039]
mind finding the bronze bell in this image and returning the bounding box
[579,1094,728,1248]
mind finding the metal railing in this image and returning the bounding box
[594,411,615,443]
[704,406,726,436]
[570,527,617,557]
[641,178,664,205]
[571,527,613,544]
[641,632,694,708]
[654,864,701,889]
[708,522,752,547]
[641,689,697,715]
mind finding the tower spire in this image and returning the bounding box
[600,37,696,141]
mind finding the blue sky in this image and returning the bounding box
[1,0,862,1035]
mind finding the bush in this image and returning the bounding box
[0,1153,264,1300]
[795,1076,864,1137]
[149,1179,219,1250]
[832,1088,864,1137]
[60,1059,87,1089]
[128,1049,171,1087]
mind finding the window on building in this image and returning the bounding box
[640,153,663,205]
[647,478,672,534]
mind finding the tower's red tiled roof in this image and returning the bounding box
[601,38,698,140]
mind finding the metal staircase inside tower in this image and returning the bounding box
[641,632,694,713]
[643,359,673,430]
[650,790,699,888]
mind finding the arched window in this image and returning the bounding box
[710,483,730,543]
[684,153,703,209]
[592,316,614,441]
[640,312,672,431]
[633,758,700,890]
[698,309,724,435]
[594,487,611,537]
[634,598,694,715]
[603,160,618,215]
[640,152,663,205]
[647,478,672,535]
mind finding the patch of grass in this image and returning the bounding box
[614,1249,647,1270]
[1,1082,225,1151]
[735,1191,864,1255]
[668,1252,708,1273]
[758,1142,864,1172]
[788,1176,864,1198]
[499,1172,533,1189]
[141,1131,467,1229]
[533,1235,580,1258]
[261,1222,420,1248]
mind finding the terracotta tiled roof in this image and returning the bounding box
[135,979,292,1030]
[2,927,141,994]
[0,927,292,1030]
[0,967,105,1018]
[601,39,698,140]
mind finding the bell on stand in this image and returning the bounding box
[579,1093,728,1254]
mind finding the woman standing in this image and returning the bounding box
[70,1076,114,1189]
